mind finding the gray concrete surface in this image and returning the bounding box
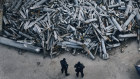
[0,39,140,79]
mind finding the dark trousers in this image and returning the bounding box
[61,67,68,75]
[76,71,84,77]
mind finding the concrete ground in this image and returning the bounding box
[0,39,140,79]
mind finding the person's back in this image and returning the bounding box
[60,58,69,76]
[60,59,68,68]
[75,62,84,69]
[79,63,85,71]
[74,62,85,77]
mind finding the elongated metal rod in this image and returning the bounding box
[3,16,9,25]
[123,9,138,30]
[136,11,140,26]
[0,9,3,32]
[101,39,107,54]
[111,17,123,32]
[74,0,79,6]
[18,31,33,40]
[125,0,132,16]
[137,29,140,52]
[83,45,95,60]
[14,0,22,11]
[108,2,124,8]
[101,39,109,59]
[119,34,137,38]
[0,37,41,53]
[30,0,47,9]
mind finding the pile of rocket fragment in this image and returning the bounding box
[1,0,140,60]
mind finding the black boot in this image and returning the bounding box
[66,73,70,76]
[61,68,63,73]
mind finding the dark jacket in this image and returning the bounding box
[60,60,68,69]
[74,63,85,72]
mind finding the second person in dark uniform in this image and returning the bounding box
[74,61,85,78]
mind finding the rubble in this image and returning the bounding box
[1,0,140,60]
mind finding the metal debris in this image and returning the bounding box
[1,0,140,60]
[0,9,3,32]
[0,36,41,53]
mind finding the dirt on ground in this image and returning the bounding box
[0,39,140,79]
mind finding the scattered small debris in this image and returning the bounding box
[37,62,41,66]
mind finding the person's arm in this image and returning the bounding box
[66,63,68,68]
[74,64,77,68]
[60,60,62,64]
[60,60,62,67]
[82,64,85,68]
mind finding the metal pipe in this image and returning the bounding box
[125,0,132,16]
[123,8,138,30]
[111,17,123,32]
[101,39,109,59]
[0,37,41,53]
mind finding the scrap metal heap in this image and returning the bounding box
[1,0,140,60]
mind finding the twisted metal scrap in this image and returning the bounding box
[2,0,140,60]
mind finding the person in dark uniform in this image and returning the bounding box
[74,61,85,78]
[60,58,70,76]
